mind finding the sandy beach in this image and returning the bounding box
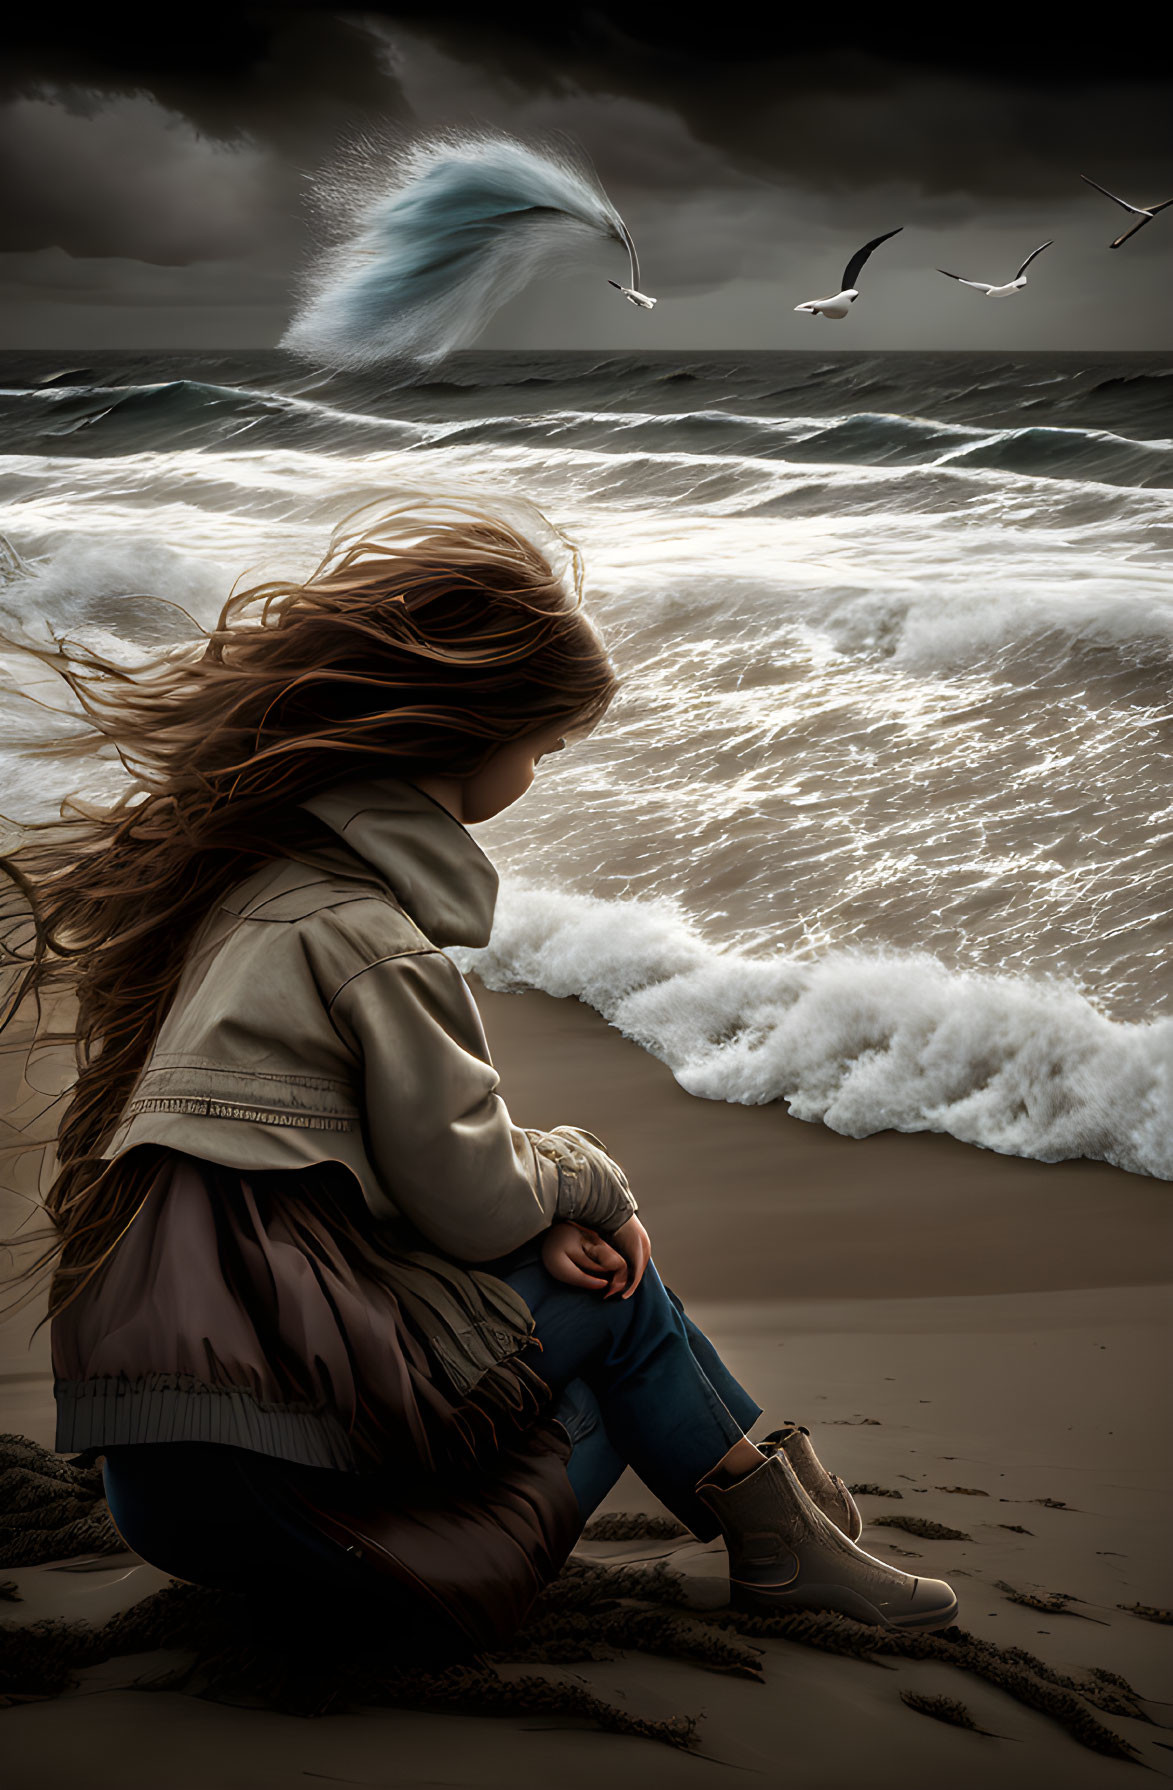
[1,978,1170,1789]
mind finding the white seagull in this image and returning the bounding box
[1080,173,1173,248]
[609,279,656,309]
[794,227,903,319]
[937,241,1052,298]
[608,221,657,308]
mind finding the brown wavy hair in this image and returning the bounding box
[0,492,617,1315]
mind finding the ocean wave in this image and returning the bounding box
[2,364,1170,487]
[1082,369,1173,436]
[456,883,1172,1180]
[12,379,277,451]
[30,367,97,389]
[423,407,1173,490]
[935,423,1173,487]
[1,455,1168,683]
[0,378,427,457]
[423,406,1173,486]
[808,573,1173,674]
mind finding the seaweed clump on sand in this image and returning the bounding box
[0,1435,123,1568]
[872,1515,972,1541]
[996,1581,1101,1620]
[900,1691,989,1732]
[581,1512,689,1541]
[1118,1603,1172,1625]
[0,1436,1149,1760]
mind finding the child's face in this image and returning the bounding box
[460,719,581,824]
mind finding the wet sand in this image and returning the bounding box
[1,980,1170,1787]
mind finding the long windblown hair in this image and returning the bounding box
[0,493,617,1314]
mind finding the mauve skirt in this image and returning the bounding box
[54,1147,580,1658]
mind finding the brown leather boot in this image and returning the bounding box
[697,1448,957,1632]
[759,1423,863,1542]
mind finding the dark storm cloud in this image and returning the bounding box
[4,8,1169,202]
[367,8,1155,83]
[0,11,405,152]
[381,11,1171,203]
[0,246,286,309]
[0,12,414,265]
[0,97,284,264]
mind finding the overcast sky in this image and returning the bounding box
[2,8,1170,352]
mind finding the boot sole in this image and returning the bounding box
[731,1579,958,1633]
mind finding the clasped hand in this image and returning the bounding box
[540,1215,651,1299]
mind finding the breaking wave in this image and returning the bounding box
[3,374,1170,487]
[457,883,1173,1180]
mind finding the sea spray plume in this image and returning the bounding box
[282,130,650,370]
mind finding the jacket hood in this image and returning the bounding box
[301,776,498,949]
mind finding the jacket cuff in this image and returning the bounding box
[527,1125,638,1236]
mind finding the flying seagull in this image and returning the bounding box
[608,219,657,307]
[609,280,656,309]
[794,227,903,320]
[937,241,1053,298]
[1080,173,1173,248]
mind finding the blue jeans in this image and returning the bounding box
[491,1247,761,1539]
[102,1257,761,1574]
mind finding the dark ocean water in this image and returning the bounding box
[0,347,1169,1175]
[0,348,1170,486]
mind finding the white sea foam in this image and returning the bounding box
[807,569,1173,673]
[4,442,1170,677]
[0,422,1168,1168]
[0,533,228,650]
[456,882,1173,1180]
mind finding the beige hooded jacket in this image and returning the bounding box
[99,775,637,1259]
[53,778,638,1464]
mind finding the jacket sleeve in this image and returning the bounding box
[328,947,638,1262]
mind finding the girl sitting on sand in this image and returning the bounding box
[2,494,956,1655]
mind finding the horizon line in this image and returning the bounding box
[0,344,1168,357]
